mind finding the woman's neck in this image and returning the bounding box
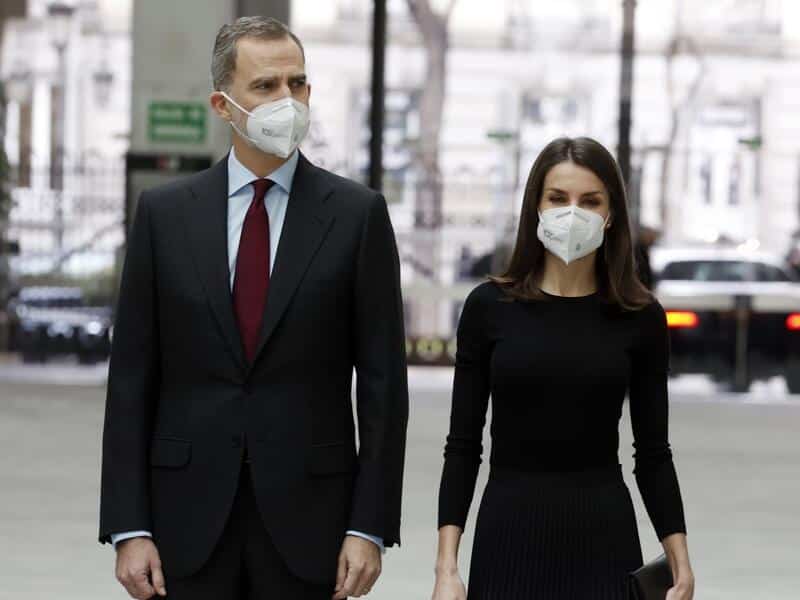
[537,251,598,297]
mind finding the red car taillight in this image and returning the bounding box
[666,310,699,329]
[787,313,800,331]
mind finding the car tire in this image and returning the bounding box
[787,356,800,395]
[78,352,97,365]
[21,351,46,364]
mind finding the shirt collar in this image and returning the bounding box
[227,148,299,198]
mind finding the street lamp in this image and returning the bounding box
[47,2,75,52]
[46,1,75,266]
[486,128,521,251]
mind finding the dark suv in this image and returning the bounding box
[7,287,112,364]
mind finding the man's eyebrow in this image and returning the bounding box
[248,73,307,87]
[249,76,280,88]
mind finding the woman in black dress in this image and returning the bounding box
[431,137,695,600]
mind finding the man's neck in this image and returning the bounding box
[231,135,289,178]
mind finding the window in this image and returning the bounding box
[661,260,757,282]
[755,263,792,282]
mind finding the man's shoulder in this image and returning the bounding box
[142,159,228,204]
[142,165,218,200]
[307,162,380,208]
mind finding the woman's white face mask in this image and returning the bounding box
[537,205,610,265]
[221,91,310,159]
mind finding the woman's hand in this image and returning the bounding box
[665,572,695,600]
[660,533,694,600]
[431,569,467,600]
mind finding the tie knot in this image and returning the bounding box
[251,179,274,203]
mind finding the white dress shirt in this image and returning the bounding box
[110,148,384,552]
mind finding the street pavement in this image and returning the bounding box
[0,362,798,599]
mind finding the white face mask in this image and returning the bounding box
[221,91,310,159]
[537,205,609,265]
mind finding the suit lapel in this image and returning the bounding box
[248,153,335,374]
[185,155,247,372]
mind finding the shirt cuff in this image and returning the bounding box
[110,530,152,549]
[346,530,386,554]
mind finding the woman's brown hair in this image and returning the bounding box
[489,136,652,311]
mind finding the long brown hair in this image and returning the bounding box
[489,137,652,311]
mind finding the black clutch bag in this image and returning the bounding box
[628,554,673,600]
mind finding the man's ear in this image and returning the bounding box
[209,91,232,121]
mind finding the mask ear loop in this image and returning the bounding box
[220,91,259,145]
[220,91,253,118]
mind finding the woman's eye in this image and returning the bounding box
[549,196,566,203]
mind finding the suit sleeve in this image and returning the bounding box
[629,300,687,541]
[349,193,409,548]
[98,192,160,544]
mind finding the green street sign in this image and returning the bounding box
[148,101,207,144]
[486,129,518,142]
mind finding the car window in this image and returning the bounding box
[660,260,757,281]
[755,263,792,282]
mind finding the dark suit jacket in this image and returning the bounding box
[99,153,409,584]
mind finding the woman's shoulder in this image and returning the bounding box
[637,296,666,323]
[622,296,668,340]
[458,281,506,325]
[464,280,506,306]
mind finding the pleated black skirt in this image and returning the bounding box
[467,464,644,600]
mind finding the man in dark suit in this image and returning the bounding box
[99,16,408,600]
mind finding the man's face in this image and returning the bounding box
[214,35,310,123]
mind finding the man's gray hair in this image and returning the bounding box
[211,16,305,91]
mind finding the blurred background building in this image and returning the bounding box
[1,1,129,281]
[1,0,800,351]
[0,4,799,599]
[293,0,800,338]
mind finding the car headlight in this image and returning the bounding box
[21,320,39,332]
[84,321,104,336]
[47,322,73,338]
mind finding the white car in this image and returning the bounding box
[650,245,800,393]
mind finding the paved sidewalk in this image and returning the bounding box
[0,373,798,598]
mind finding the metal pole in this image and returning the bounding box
[733,294,751,393]
[368,0,387,192]
[618,0,636,192]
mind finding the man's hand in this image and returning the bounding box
[115,537,167,599]
[333,535,382,599]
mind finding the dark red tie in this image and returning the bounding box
[233,179,273,363]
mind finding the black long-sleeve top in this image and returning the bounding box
[438,282,687,541]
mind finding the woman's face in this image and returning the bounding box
[538,161,612,225]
